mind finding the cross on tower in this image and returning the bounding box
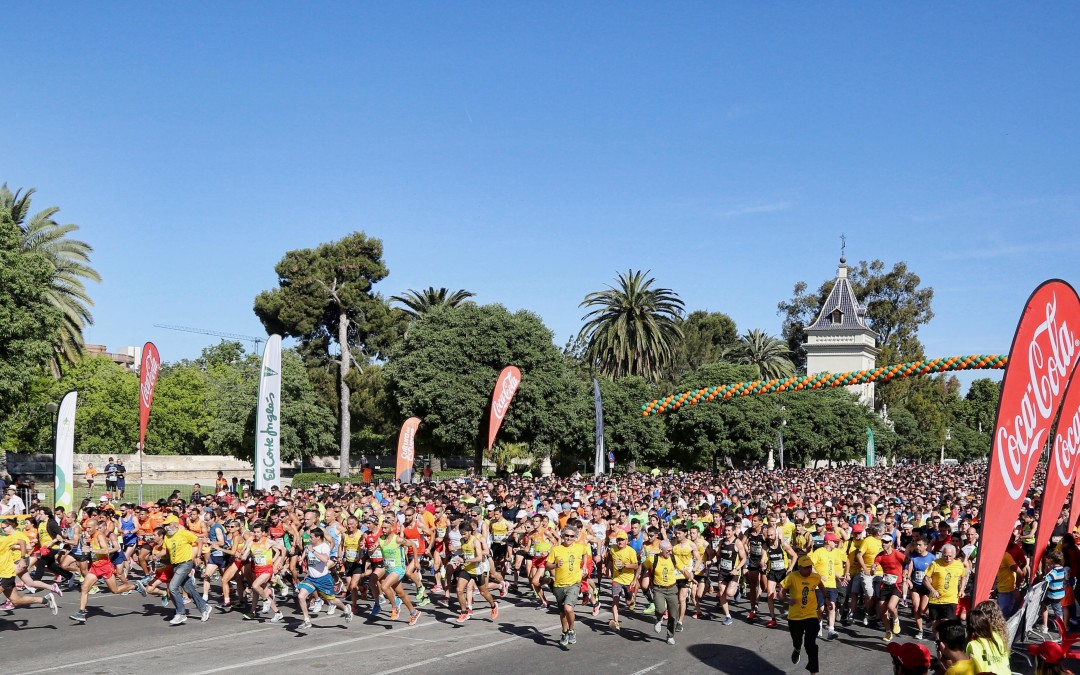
[840,233,847,259]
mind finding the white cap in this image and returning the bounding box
[331,483,341,490]
[237,507,247,514]
[277,500,289,507]
[99,496,109,502]
[217,491,227,497]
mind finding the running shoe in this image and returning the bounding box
[408,609,420,626]
[270,612,284,623]
[169,614,188,625]
[390,607,399,621]
[591,604,599,617]
[162,595,171,608]
[369,602,381,619]
[70,609,87,622]
[675,621,684,633]
[300,619,312,629]
[327,605,337,617]
[567,629,577,645]
[827,630,839,641]
[490,603,499,620]
[418,595,431,607]
[394,596,403,610]
[243,612,257,620]
[644,602,656,614]
[666,637,675,645]
[1,601,14,610]
[791,650,800,665]
[51,583,63,597]
[862,614,868,627]
[654,619,664,634]
[455,611,470,623]
[914,630,923,641]
[766,619,777,628]
[560,632,570,647]
[500,581,508,598]
[134,579,147,597]
[747,610,757,620]
[882,631,893,643]
[343,605,353,623]
[201,607,212,622]
[89,586,100,595]
[892,619,901,635]
[609,619,621,631]
[722,616,733,626]
[45,592,58,616]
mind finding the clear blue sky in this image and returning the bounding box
[6,4,1079,393]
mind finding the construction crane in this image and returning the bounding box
[153,324,266,354]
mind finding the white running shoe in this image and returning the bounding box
[169,614,188,626]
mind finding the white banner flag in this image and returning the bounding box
[255,335,282,491]
[54,390,77,510]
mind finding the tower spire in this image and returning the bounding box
[840,233,847,263]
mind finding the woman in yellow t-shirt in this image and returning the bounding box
[965,601,1012,675]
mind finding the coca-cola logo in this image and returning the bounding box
[140,351,160,408]
[400,424,416,463]
[997,294,1080,499]
[1054,405,1080,487]
[492,371,520,421]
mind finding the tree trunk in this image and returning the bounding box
[338,311,351,478]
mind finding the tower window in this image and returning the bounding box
[830,309,843,325]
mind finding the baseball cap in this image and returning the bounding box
[1028,640,1067,665]
[824,532,839,543]
[615,530,628,540]
[852,524,865,534]
[886,642,931,670]
[815,517,825,526]
[217,491,227,497]
[797,555,813,568]
[516,511,528,519]
[163,515,180,525]
[99,496,109,502]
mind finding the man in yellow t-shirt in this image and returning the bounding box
[162,515,210,625]
[0,518,58,614]
[546,527,590,647]
[994,551,1018,618]
[781,556,826,674]
[605,530,638,630]
[923,544,966,629]
[811,532,847,640]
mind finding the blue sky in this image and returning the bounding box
[5,4,1079,393]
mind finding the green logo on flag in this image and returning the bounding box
[263,367,278,377]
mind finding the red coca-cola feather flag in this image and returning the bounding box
[138,342,161,453]
[1036,371,1080,573]
[974,280,1080,604]
[487,366,521,450]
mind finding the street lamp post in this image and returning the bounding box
[137,442,144,503]
[940,427,951,464]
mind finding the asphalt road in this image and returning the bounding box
[0,585,1054,674]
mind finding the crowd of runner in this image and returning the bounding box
[1,462,1077,675]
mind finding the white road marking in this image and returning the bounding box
[368,623,563,675]
[630,661,668,675]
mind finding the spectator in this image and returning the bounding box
[1,485,26,516]
[84,462,98,493]
[104,456,119,493]
[1027,640,1076,675]
[214,470,228,494]
[190,483,204,502]
[888,641,931,675]
[362,463,373,484]
[966,600,1012,675]
[115,459,127,498]
[933,619,973,675]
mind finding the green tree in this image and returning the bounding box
[578,269,685,382]
[149,361,210,454]
[389,287,476,318]
[384,303,583,469]
[254,233,401,477]
[596,376,670,469]
[777,259,934,371]
[664,363,777,469]
[0,205,62,420]
[1,184,101,372]
[737,329,795,380]
[780,389,894,466]
[667,310,739,384]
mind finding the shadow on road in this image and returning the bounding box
[686,643,786,674]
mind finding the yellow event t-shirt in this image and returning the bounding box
[811,547,846,588]
[0,533,18,578]
[164,528,198,565]
[995,553,1016,593]
[550,543,590,587]
[652,553,678,587]
[926,559,966,605]
[610,546,638,586]
[782,571,822,621]
[859,536,882,572]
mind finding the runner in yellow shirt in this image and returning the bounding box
[781,556,826,675]
[923,544,966,630]
[546,527,590,647]
[0,519,58,615]
[810,531,847,640]
[605,530,638,630]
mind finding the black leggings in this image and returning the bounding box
[34,550,70,582]
[789,617,819,672]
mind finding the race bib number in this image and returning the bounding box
[493,534,507,543]
[771,558,786,571]
[720,558,734,571]
[913,570,925,584]
[345,548,358,563]
[882,573,898,585]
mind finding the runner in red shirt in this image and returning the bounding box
[874,536,907,642]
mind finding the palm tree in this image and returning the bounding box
[390,287,475,317]
[578,269,685,381]
[738,329,795,380]
[0,184,101,373]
